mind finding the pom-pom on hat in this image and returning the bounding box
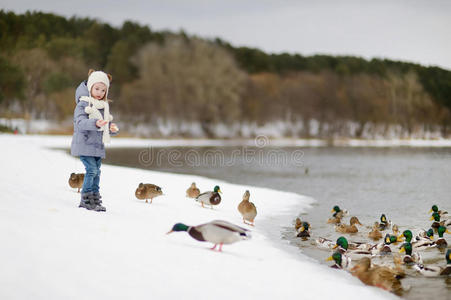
[87,70,110,99]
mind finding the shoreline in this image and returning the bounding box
[0,134,398,300]
[3,133,451,148]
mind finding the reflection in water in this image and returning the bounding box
[102,146,451,300]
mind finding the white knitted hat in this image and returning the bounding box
[87,71,110,99]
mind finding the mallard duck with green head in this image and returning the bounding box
[296,222,311,239]
[195,185,222,209]
[435,225,451,248]
[327,251,351,270]
[399,242,423,265]
[414,249,451,277]
[378,214,390,231]
[327,205,347,223]
[430,204,449,220]
[412,229,435,250]
[370,234,393,256]
[333,236,372,259]
[167,220,251,251]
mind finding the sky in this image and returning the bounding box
[2,0,451,70]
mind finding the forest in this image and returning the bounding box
[1,10,451,138]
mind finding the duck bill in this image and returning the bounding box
[332,244,338,249]
[331,209,335,213]
[326,256,333,261]
[429,209,433,213]
[299,226,305,232]
[166,230,174,235]
[218,189,222,194]
[399,247,405,254]
[397,235,404,242]
[429,216,434,221]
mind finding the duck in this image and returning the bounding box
[237,190,257,226]
[368,222,383,241]
[195,185,221,209]
[392,224,399,236]
[327,251,351,270]
[350,257,404,293]
[370,234,394,256]
[415,228,434,241]
[414,249,451,277]
[430,204,449,220]
[186,182,200,198]
[135,183,163,204]
[398,229,432,252]
[378,214,390,231]
[399,242,423,265]
[68,172,84,193]
[333,236,372,259]
[316,237,336,249]
[297,222,311,239]
[412,229,435,250]
[167,220,251,252]
[435,225,451,248]
[327,215,342,224]
[335,216,362,234]
[331,205,348,218]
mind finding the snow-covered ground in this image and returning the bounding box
[0,134,399,300]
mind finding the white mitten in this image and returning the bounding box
[85,106,94,114]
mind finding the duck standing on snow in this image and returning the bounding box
[167,220,251,251]
[237,190,257,226]
[186,182,200,198]
[414,249,451,277]
[135,183,163,204]
[68,173,84,193]
[195,185,222,209]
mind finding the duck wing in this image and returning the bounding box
[196,220,251,245]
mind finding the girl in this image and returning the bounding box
[71,70,119,211]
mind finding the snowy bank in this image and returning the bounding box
[0,134,397,300]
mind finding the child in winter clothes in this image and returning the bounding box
[71,69,119,211]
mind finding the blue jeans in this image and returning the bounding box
[80,156,102,193]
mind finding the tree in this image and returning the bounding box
[120,36,247,136]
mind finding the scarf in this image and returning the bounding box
[80,96,113,144]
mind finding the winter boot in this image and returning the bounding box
[79,192,95,210]
[92,192,106,212]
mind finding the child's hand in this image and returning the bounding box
[110,123,119,133]
[96,119,108,127]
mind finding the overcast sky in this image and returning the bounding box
[2,0,451,70]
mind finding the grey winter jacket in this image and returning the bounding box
[70,81,118,159]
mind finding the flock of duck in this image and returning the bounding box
[70,174,257,251]
[294,204,451,293]
[70,172,451,293]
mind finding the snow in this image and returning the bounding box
[0,134,400,300]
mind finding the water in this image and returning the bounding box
[101,145,451,299]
